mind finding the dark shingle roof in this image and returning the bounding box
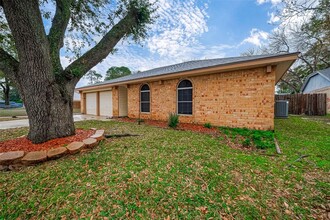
[78,52,298,89]
[300,67,330,92]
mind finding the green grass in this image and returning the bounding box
[0,108,80,118]
[73,108,81,114]
[219,127,275,149]
[0,116,329,219]
[0,117,27,122]
[0,108,27,117]
[203,122,212,129]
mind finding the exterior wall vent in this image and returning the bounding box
[275,100,289,118]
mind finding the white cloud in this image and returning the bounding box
[256,0,281,6]
[241,29,269,47]
[74,42,232,88]
[71,0,252,88]
[146,0,209,59]
[268,12,280,24]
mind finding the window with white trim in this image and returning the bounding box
[177,80,192,115]
[140,84,150,113]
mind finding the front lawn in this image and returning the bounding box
[0,116,329,219]
[0,108,27,117]
[0,108,80,119]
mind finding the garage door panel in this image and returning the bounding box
[86,93,97,115]
[100,91,113,117]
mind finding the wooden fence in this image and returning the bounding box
[73,100,81,109]
[275,93,327,116]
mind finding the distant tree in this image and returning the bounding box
[0,71,10,105]
[84,70,103,85]
[272,0,329,93]
[242,0,330,93]
[0,71,22,103]
[105,66,131,80]
[9,86,21,103]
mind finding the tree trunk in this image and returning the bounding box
[4,82,10,106]
[2,0,76,143]
[0,79,10,106]
[1,0,148,143]
[23,81,76,144]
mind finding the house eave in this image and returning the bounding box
[77,53,299,93]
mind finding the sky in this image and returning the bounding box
[59,0,285,89]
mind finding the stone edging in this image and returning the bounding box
[0,129,105,171]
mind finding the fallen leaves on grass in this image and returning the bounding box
[117,118,219,135]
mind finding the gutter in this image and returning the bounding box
[76,52,299,92]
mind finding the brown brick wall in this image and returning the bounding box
[127,66,276,130]
[112,87,119,117]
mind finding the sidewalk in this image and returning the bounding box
[0,115,111,129]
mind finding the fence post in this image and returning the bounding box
[275,93,327,116]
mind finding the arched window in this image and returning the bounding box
[140,84,150,113]
[177,80,192,115]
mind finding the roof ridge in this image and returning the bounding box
[78,52,299,90]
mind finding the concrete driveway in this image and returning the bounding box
[0,114,111,130]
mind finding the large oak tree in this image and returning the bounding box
[0,0,155,143]
[242,0,329,93]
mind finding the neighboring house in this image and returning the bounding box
[77,53,298,130]
[301,67,330,113]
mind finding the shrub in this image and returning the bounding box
[137,118,144,123]
[242,138,251,147]
[219,126,275,149]
[168,113,179,128]
[204,122,212,129]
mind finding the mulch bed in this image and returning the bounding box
[116,118,260,151]
[117,118,219,135]
[0,129,94,153]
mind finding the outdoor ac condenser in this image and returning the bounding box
[275,100,289,118]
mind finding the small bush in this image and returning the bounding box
[136,118,144,125]
[219,126,275,149]
[168,113,179,128]
[204,122,212,129]
[242,138,251,147]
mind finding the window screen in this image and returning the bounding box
[177,80,192,115]
[140,84,150,112]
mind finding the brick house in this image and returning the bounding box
[77,53,298,130]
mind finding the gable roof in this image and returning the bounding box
[300,67,330,92]
[77,52,299,91]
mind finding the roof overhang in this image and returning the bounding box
[77,53,299,92]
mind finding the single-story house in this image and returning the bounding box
[76,52,298,130]
[301,67,330,113]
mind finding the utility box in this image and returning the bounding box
[275,100,289,118]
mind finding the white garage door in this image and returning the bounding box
[86,92,97,115]
[100,91,113,117]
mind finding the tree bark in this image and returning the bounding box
[25,82,75,143]
[1,0,148,143]
[2,0,75,143]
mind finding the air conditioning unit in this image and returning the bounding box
[275,100,289,118]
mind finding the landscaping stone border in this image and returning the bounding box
[0,129,105,171]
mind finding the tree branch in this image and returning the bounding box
[64,8,141,81]
[299,54,314,72]
[0,47,19,83]
[319,58,330,67]
[279,79,300,93]
[47,0,73,74]
[0,81,6,90]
